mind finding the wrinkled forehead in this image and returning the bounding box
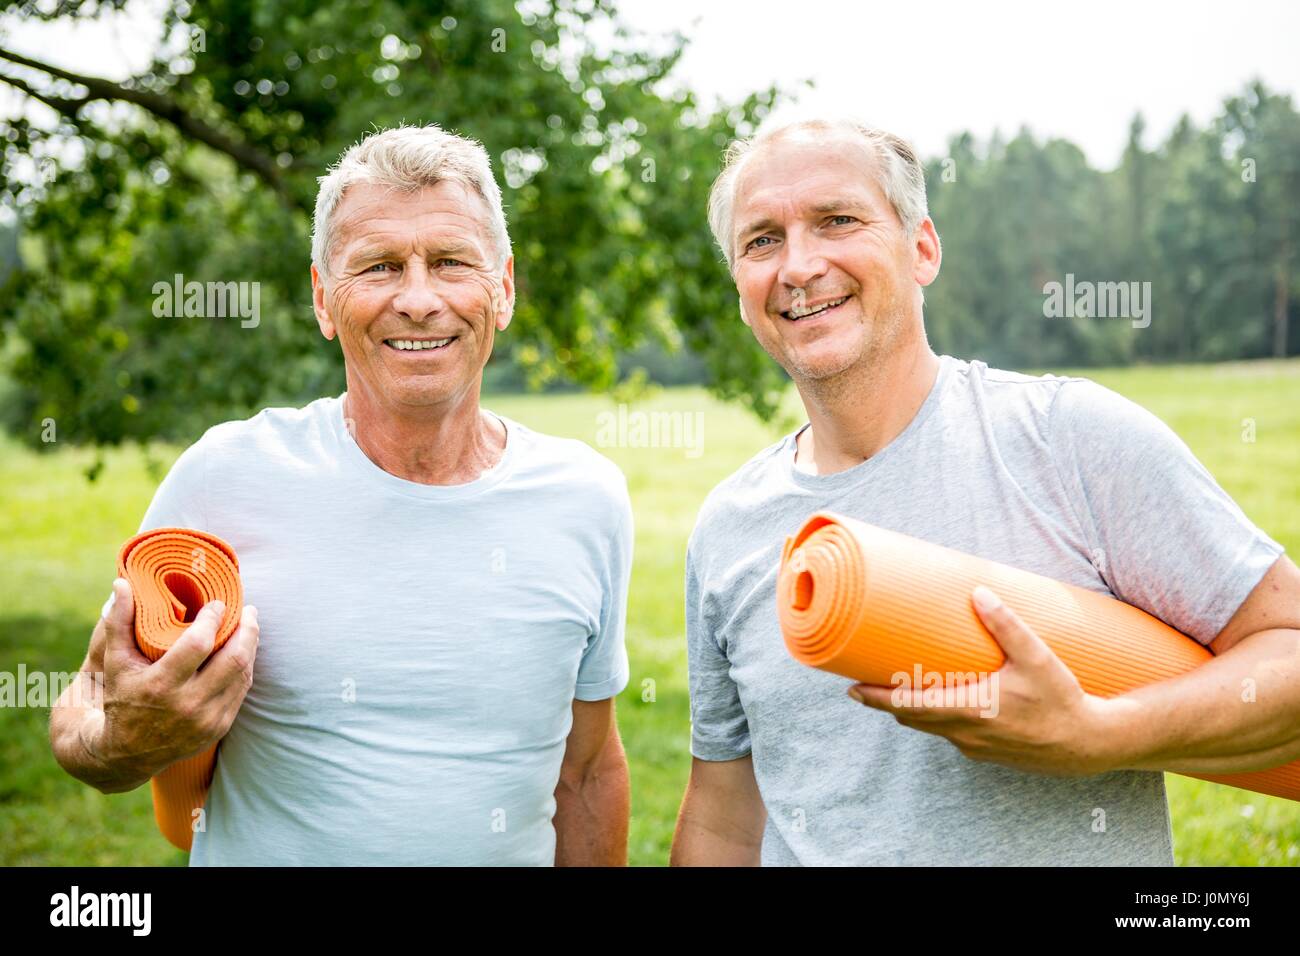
[331,179,495,251]
[732,131,888,226]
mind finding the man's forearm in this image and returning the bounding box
[50,687,152,794]
[670,808,762,866]
[553,747,630,866]
[1099,627,1300,774]
[669,758,765,866]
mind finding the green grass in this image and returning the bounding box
[2,360,1298,866]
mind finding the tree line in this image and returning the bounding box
[924,86,1300,370]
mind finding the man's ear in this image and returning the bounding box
[310,264,336,341]
[913,217,942,288]
[495,256,516,332]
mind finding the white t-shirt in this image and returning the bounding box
[136,393,633,865]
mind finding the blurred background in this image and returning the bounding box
[1,0,1297,865]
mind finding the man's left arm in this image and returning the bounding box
[554,697,630,866]
[1111,553,1300,773]
[910,560,1300,777]
[852,377,1300,776]
[553,463,634,863]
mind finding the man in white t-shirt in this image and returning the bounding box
[49,125,634,865]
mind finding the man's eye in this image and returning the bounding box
[828,215,856,226]
[365,262,392,273]
[437,258,467,268]
[747,236,774,251]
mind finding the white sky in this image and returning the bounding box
[615,0,1300,168]
[2,0,1298,170]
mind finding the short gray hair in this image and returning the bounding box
[707,118,929,270]
[312,123,511,279]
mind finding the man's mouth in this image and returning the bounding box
[383,336,457,352]
[781,295,849,321]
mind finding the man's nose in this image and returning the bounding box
[777,229,829,290]
[390,261,445,322]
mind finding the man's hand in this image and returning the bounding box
[847,585,1118,777]
[51,576,260,793]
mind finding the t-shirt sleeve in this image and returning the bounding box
[685,535,752,760]
[136,435,211,534]
[574,474,633,701]
[100,436,211,618]
[1049,378,1285,645]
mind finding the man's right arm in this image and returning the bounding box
[48,610,144,794]
[670,754,766,866]
[49,577,260,794]
[675,537,766,865]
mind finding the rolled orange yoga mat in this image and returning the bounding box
[117,528,243,850]
[777,511,1300,802]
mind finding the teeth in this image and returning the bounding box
[387,338,453,350]
[788,296,848,319]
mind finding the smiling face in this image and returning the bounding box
[310,179,514,411]
[729,130,939,385]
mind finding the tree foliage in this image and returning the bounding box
[0,0,786,451]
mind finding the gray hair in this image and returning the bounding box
[707,118,929,270]
[312,123,511,280]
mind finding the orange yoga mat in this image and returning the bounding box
[777,511,1300,802]
[117,527,243,850]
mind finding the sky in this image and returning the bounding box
[2,0,1298,170]
[613,0,1300,168]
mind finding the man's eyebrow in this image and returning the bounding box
[342,239,480,264]
[426,239,479,258]
[736,216,779,240]
[808,197,867,215]
[737,198,870,239]
[343,244,399,264]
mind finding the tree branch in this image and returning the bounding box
[0,69,85,120]
[0,45,299,206]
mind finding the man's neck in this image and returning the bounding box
[341,378,506,485]
[794,341,941,476]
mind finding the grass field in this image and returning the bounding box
[2,359,1299,866]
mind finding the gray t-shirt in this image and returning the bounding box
[685,354,1284,866]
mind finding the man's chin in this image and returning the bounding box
[763,323,869,381]
[378,373,473,408]
[782,345,864,384]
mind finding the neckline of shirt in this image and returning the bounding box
[782,353,957,490]
[330,392,522,500]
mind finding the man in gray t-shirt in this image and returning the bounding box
[671,118,1300,866]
